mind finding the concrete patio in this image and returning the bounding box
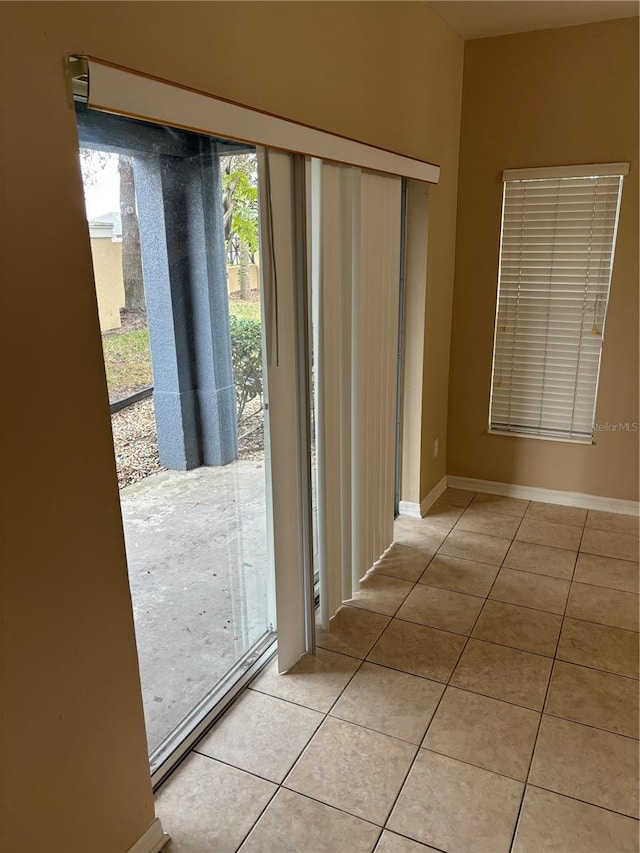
[120,460,271,753]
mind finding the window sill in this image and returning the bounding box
[487,428,594,446]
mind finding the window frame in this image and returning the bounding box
[488,162,628,444]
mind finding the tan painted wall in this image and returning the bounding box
[227,262,260,296]
[91,236,125,331]
[0,3,462,850]
[448,17,639,501]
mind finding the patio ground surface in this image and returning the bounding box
[120,460,271,753]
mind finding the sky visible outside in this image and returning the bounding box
[82,152,120,219]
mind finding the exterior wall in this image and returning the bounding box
[0,3,463,851]
[227,262,260,296]
[90,235,125,331]
[448,17,639,500]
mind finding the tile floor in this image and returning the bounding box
[156,489,639,853]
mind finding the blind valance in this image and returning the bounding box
[69,56,440,184]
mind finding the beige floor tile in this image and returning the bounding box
[438,528,512,566]
[472,600,562,656]
[394,517,448,553]
[345,573,414,617]
[410,514,458,536]
[470,492,529,517]
[545,661,639,738]
[239,788,380,853]
[581,528,640,562]
[530,715,639,818]
[367,618,466,681]
[249,648,360,712]
[455,507,521,539]
[196,690,322,783]
[525,502,587,527]
[331,661,444,743]
[566,582,639,632]
[373,544,433,583]
[513,786,640,853]
[419,554,498,597]
[439,487,476,507]
[504,540,577,580]
[423,686,539,781]
[423,501,465,530]
[316,605,390,659]
[285,717,416,825]
[156,753,276,853]
[388,750,523,853]
[375,830,439,852]
[574,552,639,594]
[556,617,639,679]
[586,510,640,537]
[489,568,570,615]
[516,517,583,550]
[451,639,552,710]
[396,584,484,635]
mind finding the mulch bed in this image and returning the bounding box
[112,397,265,489]
[111,398,164,489]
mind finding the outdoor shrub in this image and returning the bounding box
[229,314,263,423]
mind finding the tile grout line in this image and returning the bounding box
[347,505,635,837]
[522,782,640,822]
[507,514,585,852]
[540,710,640,742]
[233,562,428,850]
[347,580,638,638]
[467,501,539,853]
[379,491,529,842]
[260,550,435,848]
[230,672,354,850]
[239,523,633,846]
[371,500,485,837]
[171,496,636,851]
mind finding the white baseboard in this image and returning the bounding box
[127,818,170,853]
[447,475,640,517]
[421,475,448,515]
[399,475,447,519]
[398,500,421,518]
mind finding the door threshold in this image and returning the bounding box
[151,632,277,789]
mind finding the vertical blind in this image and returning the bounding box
[490,163,627,441]
[257,149,314,672]
[310,160,402,628]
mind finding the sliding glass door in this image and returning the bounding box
[70,55,433,785]
[75,106,315,780]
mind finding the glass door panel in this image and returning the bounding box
[76,107,275,770]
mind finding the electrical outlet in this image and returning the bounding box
[434,438,439,458]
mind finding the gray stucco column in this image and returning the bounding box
[134,146,237,470]
[186,143,238,466]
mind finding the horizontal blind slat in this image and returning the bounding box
[490,170,623,440]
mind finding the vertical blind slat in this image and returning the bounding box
[313,162,402,623]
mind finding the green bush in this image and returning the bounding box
[229,314,263,423]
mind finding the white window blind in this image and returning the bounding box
[310,161,402,628]
[490,163,628,442]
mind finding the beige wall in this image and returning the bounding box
[227,262,260,296]
[448,17,639,501]
[0,3,462,850]
[91,236,125,331]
